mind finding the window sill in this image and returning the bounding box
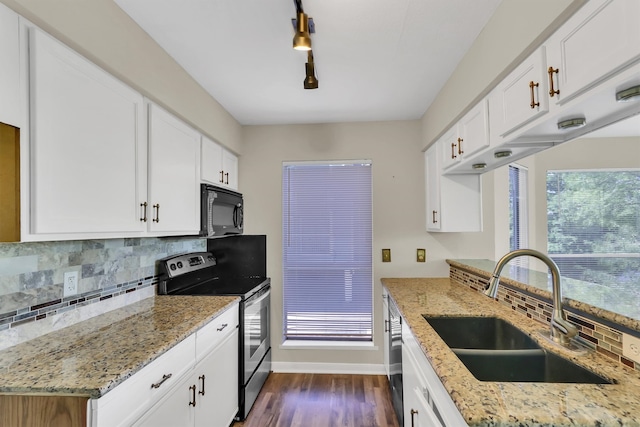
[280,340,378,351]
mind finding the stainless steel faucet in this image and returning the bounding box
[484,249,578,347]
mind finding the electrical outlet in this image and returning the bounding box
[417,249,426,262]
[382,249,391,262]
[63,271,78,298]
[623,333,640,364]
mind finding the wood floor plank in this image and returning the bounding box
[233,373,400,427]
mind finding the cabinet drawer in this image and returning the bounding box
[91,334,196,427]
[195,304,239,361]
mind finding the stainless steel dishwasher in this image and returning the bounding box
[388,298,403,425]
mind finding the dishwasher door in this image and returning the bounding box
[388,299,403,426]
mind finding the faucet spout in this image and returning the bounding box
[484,249,578,347]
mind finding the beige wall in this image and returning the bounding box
[1,0,243,154]
[241,121,495,366]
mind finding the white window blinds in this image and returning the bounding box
[282,161,373,341]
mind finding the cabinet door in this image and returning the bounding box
[29,27,146,235]
[439,127,459,170]
[493,47,548,138]
[457,100,489,159]
[133,374,196,427]
[424,146,441,231]
[148,103,200,234]
[382,289,390,380]
[201,135,224,186]
[0,3,21,127]
[194,329,239,427]
[546,0,640,105]
[221,149,238,190]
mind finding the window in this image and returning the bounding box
[509,164,528,251]
[547,169,640,319]
[282,161,373,342]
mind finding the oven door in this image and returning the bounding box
[243,285,270,383]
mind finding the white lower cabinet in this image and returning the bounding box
[89,305,239,427]
[402,324,467,427]
[134,329,239,427]
[382,288,390,380]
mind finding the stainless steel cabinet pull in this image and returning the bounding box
[529,81,540,109]
[153,204,160,223]
[189,384,197,407]
[548,66,560,97]
[198,374,205,396]
[457,137,464,155]
[224,172,229,185]
[384,319,389,333]
[451,142,457,159]
[410,409,418,427]
[219,170,225,183]
[140,202,148,222]
[217,323,228,332]
[150,373,172,389]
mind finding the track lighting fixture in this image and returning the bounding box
[304,50,318,89]
[293,12,312,51]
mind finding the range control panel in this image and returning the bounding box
[160,252,217,278]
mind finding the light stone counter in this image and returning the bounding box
[381,278,640,427]
[0,295,239,398]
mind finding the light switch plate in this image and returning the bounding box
[417,249,426,262]
[382,249,391,262]
[623,333,640,364]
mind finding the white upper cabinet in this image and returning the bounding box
[0,3,21,127]
[545,0,640,105]
[490,47,549,139]
[147,103,201,235]
[425,142,482,233]
[441,101,490,171]
[201,136,238,190]
[28,27,147,237]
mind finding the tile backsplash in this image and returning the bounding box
[0,237,205,348]
[450,265,639,372]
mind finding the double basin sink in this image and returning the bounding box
[423,316,612,384]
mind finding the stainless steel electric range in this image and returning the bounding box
[157,236,270,421]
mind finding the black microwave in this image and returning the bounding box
[200,184,243,237]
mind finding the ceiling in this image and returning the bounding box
[113,0,502,126]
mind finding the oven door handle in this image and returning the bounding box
[245,288,270,308]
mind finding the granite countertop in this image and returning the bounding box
[0,295,239,398]
[382,277,640,427]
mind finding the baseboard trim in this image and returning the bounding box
[271,361,386,375]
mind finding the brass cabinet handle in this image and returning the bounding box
[189,384,197,407]
[152,204,160,223]
[529,81,540,109]
[224,172,229,185]
[548,66,560,97]
[198,375,205,396]
[150,373,172,389]
[457,137,464,155]
[216,323,228,332]
[432,210,438,224]
[451,142,457,159]
[384,319,389,333]
[219,170,225,183]
[410,409,418,427]
[140,202,148,222]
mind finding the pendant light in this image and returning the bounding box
[304,50,318,89]
[292,0,311,51]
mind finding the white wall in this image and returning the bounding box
[1,0,243,154]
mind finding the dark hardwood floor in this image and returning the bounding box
[232,373,400,427]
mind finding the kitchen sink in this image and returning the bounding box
[423,315,612,384]
[453,348,612,383]
[423,316,541,350]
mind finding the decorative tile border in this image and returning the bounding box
[0,276,157,332]
[450,266,639,372]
